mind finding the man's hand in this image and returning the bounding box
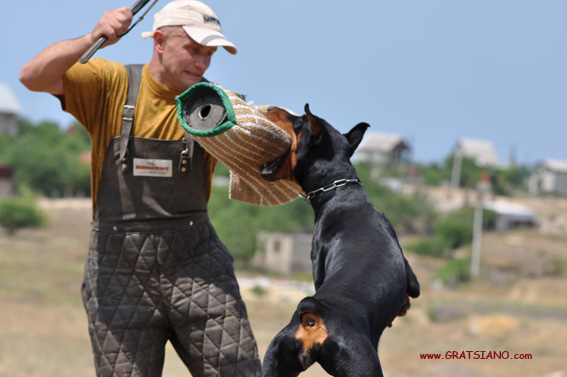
[89,7,134,48]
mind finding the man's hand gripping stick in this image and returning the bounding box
[79,0,158,64]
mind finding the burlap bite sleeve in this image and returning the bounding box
[176,83,302,206]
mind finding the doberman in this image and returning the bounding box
[260,104,420,377]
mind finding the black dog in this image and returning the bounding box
[260,105,420,377]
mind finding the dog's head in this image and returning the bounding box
[261,104,369,189]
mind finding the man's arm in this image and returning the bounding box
[19,7,133,96]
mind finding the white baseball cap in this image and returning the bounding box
[142,0,237,54]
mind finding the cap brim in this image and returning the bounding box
[182,26,237,55]
[141,27,237,55]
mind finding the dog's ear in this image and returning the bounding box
[344,122,370,157]
[266,106,296,128]
[305,104,323,142]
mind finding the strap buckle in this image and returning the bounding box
[123,105,135,122]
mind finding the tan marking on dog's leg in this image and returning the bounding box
[294,311,328,368]
[397,294,412,317]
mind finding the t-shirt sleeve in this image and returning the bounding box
[61,59,127,135]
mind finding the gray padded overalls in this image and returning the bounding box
[81,65,261,377]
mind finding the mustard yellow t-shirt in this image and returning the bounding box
[61,59,217,209]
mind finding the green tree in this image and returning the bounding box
[207,164,313,262]
[415,162,450,186]
[444,156,485,189]
[355,163,436,233]
[407,206,496,258]
[1,119,91,196]
[490,165,530,196]
[17,117,35,134]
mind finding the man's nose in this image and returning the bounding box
[194,56,210,70]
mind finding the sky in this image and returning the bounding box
[1,1,566,165]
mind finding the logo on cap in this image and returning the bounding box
[203,15,221,26]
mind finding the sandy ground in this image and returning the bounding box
[0,198,566,377]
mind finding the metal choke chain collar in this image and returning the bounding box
[299,178,362,203]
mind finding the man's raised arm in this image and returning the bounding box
[19,7,133,95]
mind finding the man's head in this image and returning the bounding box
[144,1,237,91]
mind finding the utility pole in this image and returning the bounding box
[449,149,463,199]
[471,172,491,278]
[470,193,483,278]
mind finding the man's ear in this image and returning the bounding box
[154,30,166,52]
[344,122,370,157]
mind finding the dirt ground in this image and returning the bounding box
[0,197,566,377]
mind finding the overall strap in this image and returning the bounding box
[118,64,144,170]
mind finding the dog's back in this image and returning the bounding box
[311,188,417,338]
[261,105,420,377]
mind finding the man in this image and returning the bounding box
[19,1,261,376]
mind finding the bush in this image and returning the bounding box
[434,257,471,287]
[407,207,475,258]
[408,236,448,258]
[551,259,567,277]
[0,197,46,235]
[435,219,473,250]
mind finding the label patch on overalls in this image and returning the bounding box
[133,158,173,177]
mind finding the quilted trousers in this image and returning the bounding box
[81,220,261,377]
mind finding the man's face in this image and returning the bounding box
[157,27,217,91]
